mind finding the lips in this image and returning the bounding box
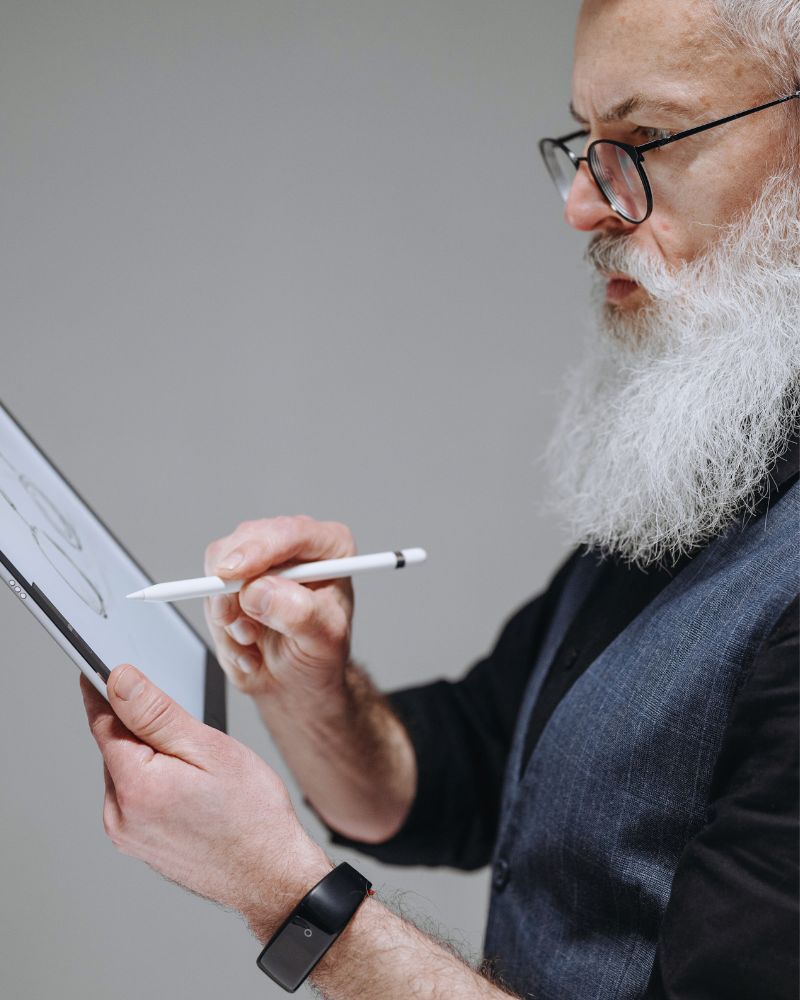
[604,273,640,304]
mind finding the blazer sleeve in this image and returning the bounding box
[644,595,799,1000]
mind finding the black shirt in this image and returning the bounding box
[329,439,799,1000]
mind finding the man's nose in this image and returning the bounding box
[564,162,631,234]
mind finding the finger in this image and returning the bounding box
[203,599,262,681]
[106,664,222,766]
[206,593,265,662]
[207,592,240,627]
[239,575,350,660]
[80,673,153,780]
[225,615,262,648]
[217,626,262,681]
[207,516,355,582]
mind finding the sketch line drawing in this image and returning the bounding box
[0,450,18,476]
[21,476,82,550]
[32,527,108,618]
[0,475,107,619]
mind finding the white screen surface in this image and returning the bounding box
[0,405,206,721]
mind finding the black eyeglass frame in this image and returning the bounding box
[540,90,800,223]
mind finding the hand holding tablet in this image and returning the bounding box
[0,401,224,728]
[0,400,427,724]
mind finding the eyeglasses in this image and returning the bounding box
[539,90,800,224]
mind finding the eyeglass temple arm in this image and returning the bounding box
[638,90,800,154]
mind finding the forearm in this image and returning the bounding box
[253,662,417,842]
[246,882,518,1000]
[310,896,519,1000]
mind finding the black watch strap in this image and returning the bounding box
[256,862,372,993]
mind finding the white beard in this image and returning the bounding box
[544,172,800,569]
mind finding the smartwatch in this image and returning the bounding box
[256,862,372,993]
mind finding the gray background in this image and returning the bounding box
[0,2,588,996]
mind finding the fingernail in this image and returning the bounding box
[236,653,259,675]
[114,666,146,701]
[218,549,245,573]
[227,618,258,646]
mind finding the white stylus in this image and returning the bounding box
[126,548,427,603]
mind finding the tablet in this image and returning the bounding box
[0,401,226,732]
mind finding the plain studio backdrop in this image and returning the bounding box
[1,2,588,997]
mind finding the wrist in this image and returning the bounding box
[253,665,352,729]
[241,834,333,944]
[311,893,381,978]
[256,861,374,992]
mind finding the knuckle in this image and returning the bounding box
[249,537,274,562]
[319,612,350,655]
[330,521,356,553]
[236,518,265,534]
[327,605,351,644]
[136,693,174,737]
[238,534,274,566]
[204,538,226,572]
[277,514,310,538]
[283,585,314,628]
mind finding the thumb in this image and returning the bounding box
[107,664,211,764]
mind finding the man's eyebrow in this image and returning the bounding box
[569,94,697,125]
[569,102,589,125]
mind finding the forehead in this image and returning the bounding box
[572,0,769,121]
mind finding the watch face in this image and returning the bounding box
[257,915,336,992]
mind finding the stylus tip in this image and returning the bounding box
[126,590,145,600]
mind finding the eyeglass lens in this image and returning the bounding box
[589,142,648,222]
[540,139,577,202]
[540,137,649,223]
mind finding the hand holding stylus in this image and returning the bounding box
[200,517,360,695]
[203,515,420,847]
[200,516,423,698]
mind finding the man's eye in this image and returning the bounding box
[637,126,672,144]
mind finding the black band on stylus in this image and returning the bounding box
[256,862,372,993]
[394,550,406,568]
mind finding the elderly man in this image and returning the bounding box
[82,1,799,997]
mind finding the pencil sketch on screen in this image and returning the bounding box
[0,410,207,720]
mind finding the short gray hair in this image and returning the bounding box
[713,0,800,90]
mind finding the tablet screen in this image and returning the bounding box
[0,403,209,722]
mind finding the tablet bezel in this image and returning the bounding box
[0,400,226,733]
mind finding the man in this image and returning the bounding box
[81,1,799,997]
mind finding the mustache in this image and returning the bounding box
[584,235,671,295]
